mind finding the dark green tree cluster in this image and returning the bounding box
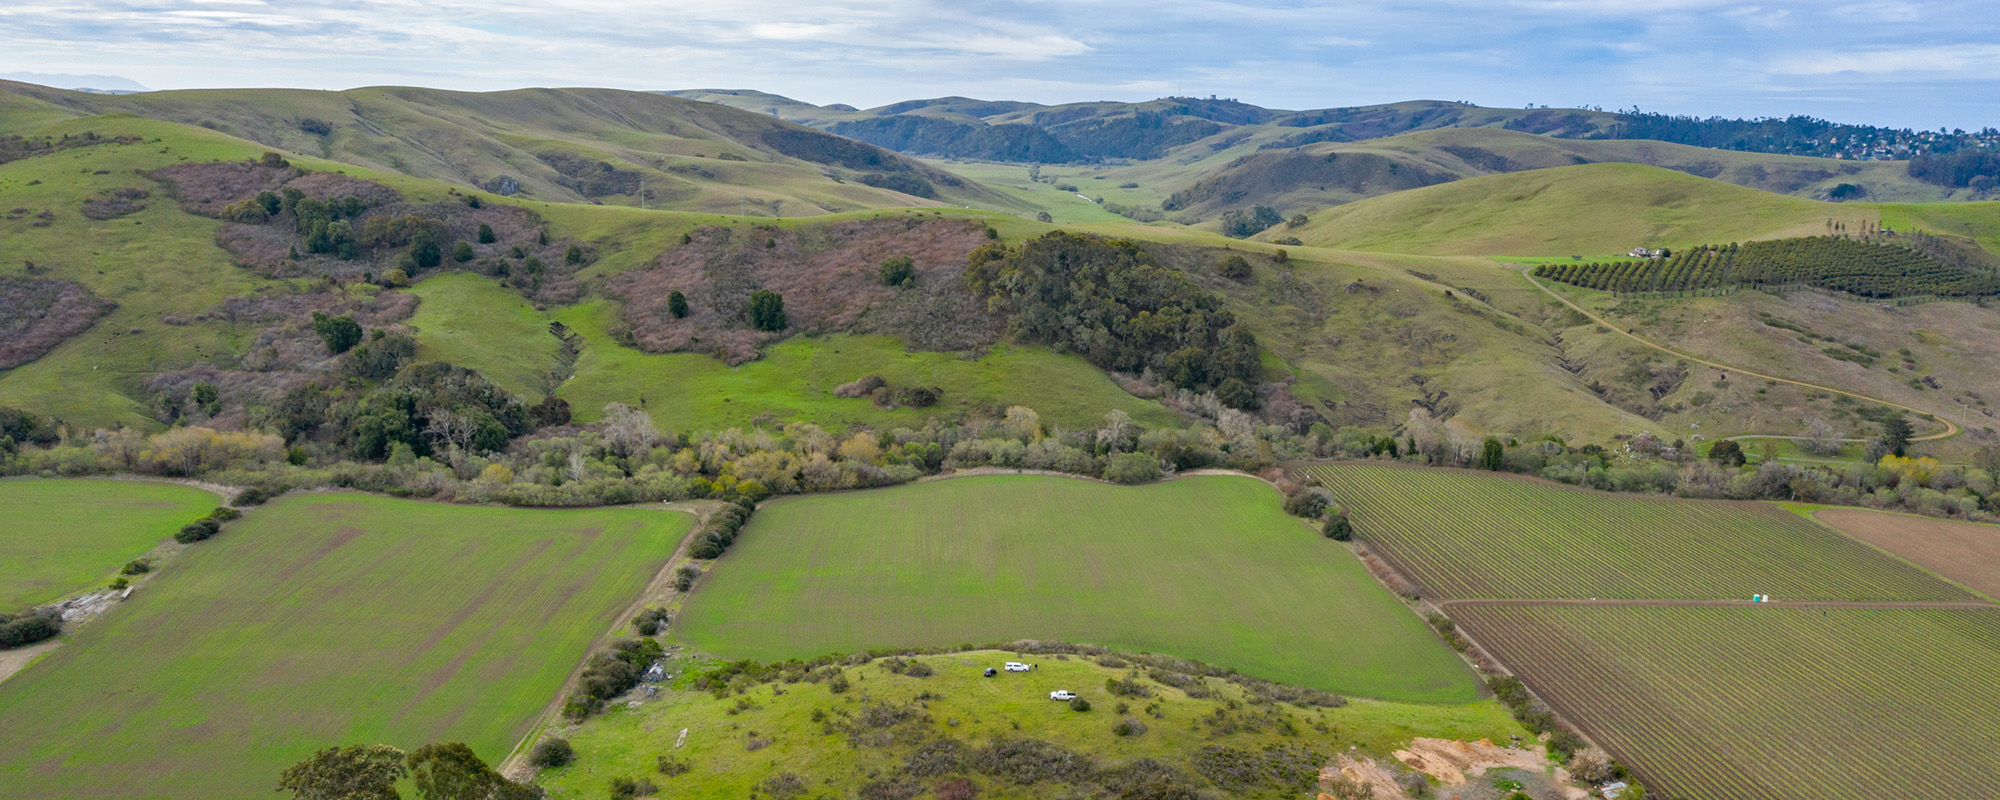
[276,741,538,800]
[747,290,787,331]
[311,312,364,354]
[263,362,539,460]
[968,232,1261,404]
[563,638,665,720]
[878,255,916,287]
[1219,205,1283,238]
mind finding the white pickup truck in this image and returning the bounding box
[1049,690,1077,701]
[1004,661,1031,672]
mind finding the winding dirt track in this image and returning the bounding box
[1522,269,1961,442]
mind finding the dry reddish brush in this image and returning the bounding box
[149,160,295,216]
[80,187,150,220]
[0,277,117,370]
[612,218,994,363]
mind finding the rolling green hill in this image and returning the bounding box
[1269,163,1850,256]
[0,80,1014,216]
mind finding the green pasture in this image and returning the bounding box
[406,272,1178,433]
[1309,463,1970,602]
[677,474,1479,703]
[0,478,218,609]
[0,492,689,799]
[535,649,1525,799]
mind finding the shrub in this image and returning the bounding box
[828,674,851,694]
[672,565,700,592]
[878,256,916,287]
[746,290,787,331]
[1323,512,1352,541]
[209,507,242,522]
[608,776,657,799]
[453,241,475,262]
[655,755,691,776]
[933,777,978,800]
[527,737,575,768]
[1068,696,1091,712]
[1103,452,1161,484]
[0,612,59,648]
[970,738,1092,784]
[757,772,808,798]
[174,518,221,544]
[477,223,496,244]
[631,607,670,636]
[311,312,364,355]
[1112,717,1147,736]
[667,291,688,319]
[1215,377,1256,410]
[1217,254,1252,281]
[566,244,584,265]
[1282,488,1328,519]
[121,559,150,576]
[1708,439,1746,467]
[234,485,284,505]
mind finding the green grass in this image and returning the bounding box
[0,492,690,800]
[406,272,1178,432]
[1453,605,2000,800]
[533,649,1526,800]
[677,474,1479,703]
[1278,163,1844,256]
[0,478,219,609]
[1308,463,1970,601]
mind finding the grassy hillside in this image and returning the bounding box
[0,80,1014,216]
[0,478,218,609]
[0,493,688,800]
[534,649,1530,800]
[1274,163,1850,256]
[406,273,1180,433]
[678,475,1481,703]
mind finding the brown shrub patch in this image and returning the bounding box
[0,277,116,369]
[611,218,994,363]
[149,160,296,216]
[80,188,150,220]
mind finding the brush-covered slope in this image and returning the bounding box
[1270,163,1846,256]
[0,80,1013,216]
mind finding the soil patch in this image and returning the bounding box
[1816,508,2000,600]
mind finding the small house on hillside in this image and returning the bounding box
[643,662,666,683]
[1627,247,1657,258]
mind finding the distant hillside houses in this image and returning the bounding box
[1628,247,1666,258]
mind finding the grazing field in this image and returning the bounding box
[1814,508,2000,599]
[406,273,1179,432]
[1307,463,1969,601]
[677,474,1480,703]
[534,649,1528,800]
[0,478,218,609]
[1452,604,2000,800]
[0,492,689,800]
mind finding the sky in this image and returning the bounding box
[3,0,1996,130]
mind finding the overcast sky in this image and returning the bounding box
[3,0,1995,129]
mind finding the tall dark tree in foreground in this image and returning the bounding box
[276,745,406,800]
[1707,439,1746,467]
[747,290,787,332]
[1880,416,1914,458]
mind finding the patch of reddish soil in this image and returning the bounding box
[1816,508,2000,599]
[610,218,994,364]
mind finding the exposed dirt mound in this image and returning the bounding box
[0,276,116,370]
[612,218,996,363]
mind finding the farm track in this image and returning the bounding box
[498,500,717,780]
[1522,268,1961,442]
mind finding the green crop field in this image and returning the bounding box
[677,474,1479,703]
[0,492,689,800]
[1307,463,1969,601]
[1452,605,2000,800]
[0,478,219,609]
[534,649,1527,800]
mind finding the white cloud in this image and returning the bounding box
[1772,44,2000,75]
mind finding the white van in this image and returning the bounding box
[1049,690,1077,701]
[1004,662,1031,672]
